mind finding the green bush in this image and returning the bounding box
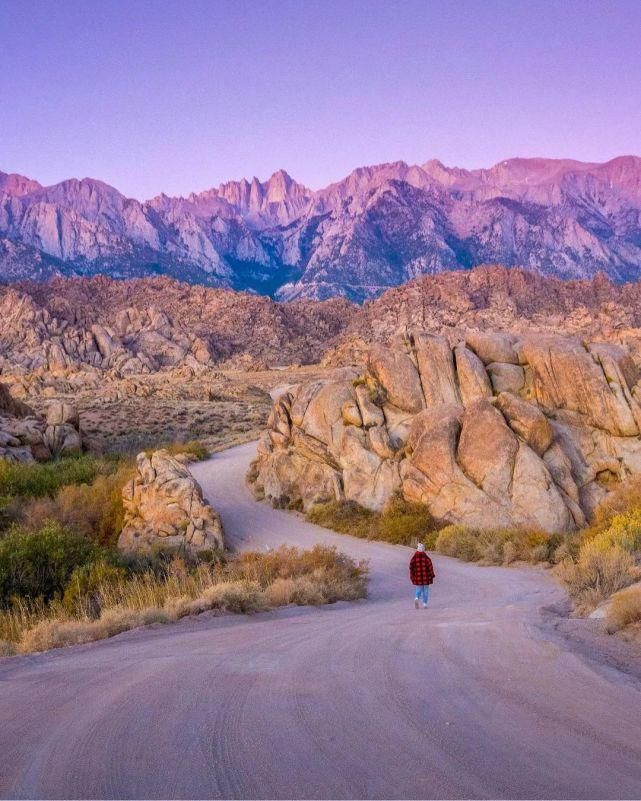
[20,464,133,548]
[62,561,128,617]
[0,521,99,607]
[0,455,116,501]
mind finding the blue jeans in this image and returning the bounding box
[414,585,430,605]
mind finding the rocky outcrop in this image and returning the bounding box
[250,332,641,533]
[4,268,641,378]
[0,276,352,373]
[0,389,83,462]
[119,450,224,554]
[324,266,641,366]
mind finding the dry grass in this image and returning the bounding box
[0,545,368,655]
[593,475,641,525]
[606,585,641,631]
[20,465,133,547]
[434,525,559,565]
[555,540,641,613]
[306,497,439,547]
[151,440,210,461]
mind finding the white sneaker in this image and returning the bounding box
[414,599,419,609]
[422,603,428,609]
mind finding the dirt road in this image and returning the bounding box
[1,442,640,799]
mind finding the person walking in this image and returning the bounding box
[410,543,435,609]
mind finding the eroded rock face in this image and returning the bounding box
[119,450,224,554]
[250,332,641,533]
[0,386,83,461]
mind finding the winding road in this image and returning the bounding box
[1,442,641,799]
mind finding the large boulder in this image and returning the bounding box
[118,450,224,554]
[249,332,641,534]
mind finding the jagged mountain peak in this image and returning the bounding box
[2,156,641,300]
[0,171,43,197]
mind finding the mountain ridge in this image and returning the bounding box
[2,156,641,301]
[3,266,641,378]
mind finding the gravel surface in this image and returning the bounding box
[1,442,640,799]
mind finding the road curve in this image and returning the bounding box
[1,442,641,799]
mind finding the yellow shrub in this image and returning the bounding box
[435,526,480,561]
[556,540,641,612]
[589,509,641,555]
[606,585,641,631]
[594,475,641,525]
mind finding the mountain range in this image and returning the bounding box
[2,156,641,301]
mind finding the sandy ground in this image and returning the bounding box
[1,442,640,799]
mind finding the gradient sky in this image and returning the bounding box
[2,0,640,200]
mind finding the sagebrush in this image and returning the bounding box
[306,497,439,547]
[0,545,368,654]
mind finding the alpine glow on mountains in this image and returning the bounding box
[1,155,641,302]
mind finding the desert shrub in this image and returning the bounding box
[587,509,641,555]
[0,545,368,653]
[555,540,641,612]
[368,383,388,407]
[225,544,367,589]
[606,585,641,631]
[0,521,99,607]
[306,498,438,547]
[0,454,113,500]
[435,525,480,561]
[307,500,375,538]
[0,639,16,657]
[502,540,518,565]
[435,526,558,565]
[61,561,128,616]
[147,440,209,461]
[593,475,641,525]
[20,464,132,547]
[378,497,438,546]
[474,529,512,563]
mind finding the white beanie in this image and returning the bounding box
[417,543,425,552]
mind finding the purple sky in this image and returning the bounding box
[2,0,640,200]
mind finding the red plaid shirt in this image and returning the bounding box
[409,551,435,586]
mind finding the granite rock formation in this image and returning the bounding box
[0,276,351,373]
[119,450,224,554]
[250,332,641,533]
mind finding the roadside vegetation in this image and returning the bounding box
[306,497,440,547]
[0,544,367,655]
[0,445,368,656]
[305,480,641,634]
[427,479,641,631]
[0,442,208,547]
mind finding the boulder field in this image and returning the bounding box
[249,332,641,533]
